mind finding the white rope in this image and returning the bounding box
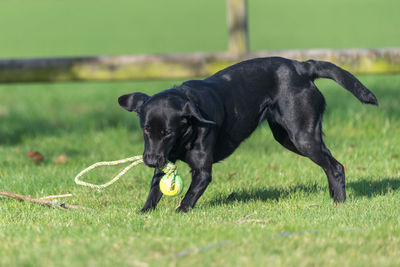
[74,155,176,190]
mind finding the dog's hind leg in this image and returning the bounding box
[267,120,303,156]
[290,129,346,202]
[274,89,346,202]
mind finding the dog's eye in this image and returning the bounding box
[143,125,151,135]
[181,116,190,125]
[161,129,172,137]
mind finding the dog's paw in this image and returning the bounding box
[175,204,191,213]
[332,191,346,203]
[140,206,155,213]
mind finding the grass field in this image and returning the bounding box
[1,0,400,266]
[0,0,400,58]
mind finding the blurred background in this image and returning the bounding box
[0,0,398,182]
[0,0,399,58]
[1,1,400,266]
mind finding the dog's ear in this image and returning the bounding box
[118,93,149,113]
[183,102,216,125]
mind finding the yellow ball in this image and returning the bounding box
[159,173,184,196]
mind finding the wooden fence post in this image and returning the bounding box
[226,0,249,54]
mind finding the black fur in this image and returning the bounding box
[118,57,378,212]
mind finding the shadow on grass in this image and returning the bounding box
[347,177,400,198]
[208,183,324,206]
[209,177,400,206]
[0,111,139,145]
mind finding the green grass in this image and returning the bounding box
[0,0,400,58]
[1,0,400,266]
[1,76,400,266]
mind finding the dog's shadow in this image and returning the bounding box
[348,177,400,198]
[208,177,400,206]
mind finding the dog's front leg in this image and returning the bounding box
[176,166,212,213]
[141,168,164,212]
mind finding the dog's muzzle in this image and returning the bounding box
[143,153,167,168]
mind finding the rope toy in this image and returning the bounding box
[74,155,184,196]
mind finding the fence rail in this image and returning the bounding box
[1,48,400,83]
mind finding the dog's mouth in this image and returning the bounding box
[143,153,167,169]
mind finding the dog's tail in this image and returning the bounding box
[304,60,378,105]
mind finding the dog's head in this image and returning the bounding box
[118,91,215,168]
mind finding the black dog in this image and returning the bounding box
[118,57,378,212]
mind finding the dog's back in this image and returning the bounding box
[180,57,377,162]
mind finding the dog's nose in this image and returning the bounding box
[143,153,166,168]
